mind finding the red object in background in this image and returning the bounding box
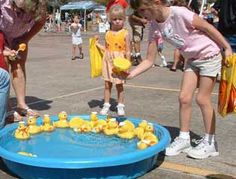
[0,33,7,71]
[106,0,128,13]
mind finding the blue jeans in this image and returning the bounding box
[225,34,236,53]
[0,68,10,129]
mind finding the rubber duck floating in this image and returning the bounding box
[104,118,119,135]
[137,132,158,150]
[117,120,135,139]
[53,111,69,128]
[69,116,85,129]
[27,116,42,134]
[42,114,55,132]
[90,112,99,128]
[134,120,148,139]
[15,121,30,140]
[18,151,37,157]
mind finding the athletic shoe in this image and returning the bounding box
[165,137,191,156]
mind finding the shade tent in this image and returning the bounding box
[60,1,99,31]
[60,1,98,11]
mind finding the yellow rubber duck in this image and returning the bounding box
[80,121,92,132]
[69,116,85,129]
[92,119,107,133]
[42,114,55,132]
[137,132,159,150]
[134,120,148,139]
[117,120,135,139]
[145,123,155,133]
[90,112,99,128]
[103,118,119,135]
[14,121,30,140]
[27,116,42,135]
[18,151,37,157]
[53,111,69,128]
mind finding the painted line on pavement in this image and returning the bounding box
[160,161,235,178]
[26,86,104,106]
[125,83,218,95]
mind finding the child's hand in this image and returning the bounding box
[94,35,100,41]
[223,48,233,66]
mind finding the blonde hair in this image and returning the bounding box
[108,5,126,21]
[130,0,169,9]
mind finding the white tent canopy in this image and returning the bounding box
[60,1,99,31]
[60,1,98,11]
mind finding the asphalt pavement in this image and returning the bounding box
[0,28,235,179]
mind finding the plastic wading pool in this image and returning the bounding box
[0,115,170,179]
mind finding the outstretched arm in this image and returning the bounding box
[128,40,157,79]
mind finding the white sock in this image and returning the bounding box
[204,133,215,144]
[179,131,190,140]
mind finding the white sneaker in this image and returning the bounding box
[117,103,125,116]
[165,137,191,156]
[187,139,219,159]
[100,103,111,115]
[161,56,168,67]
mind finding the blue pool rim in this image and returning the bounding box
[0,115,171,169]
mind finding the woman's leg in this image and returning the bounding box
[9,49,27,110]
[196,76,216,134]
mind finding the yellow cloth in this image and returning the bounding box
[89,37,104,78]
[218,54,236,117]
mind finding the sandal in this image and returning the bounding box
[79,53,84,59]
[16,107,40,117]
[5,111,23,124]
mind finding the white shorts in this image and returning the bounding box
[185,53,222,77]
[72,37,82,45]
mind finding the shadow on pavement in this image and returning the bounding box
[88,98,118,112]
[9,96,53,111]
[206,174,236,179]
[0,158,17,178]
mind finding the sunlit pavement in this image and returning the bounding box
[0,28,235,179]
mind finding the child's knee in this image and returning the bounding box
[195,94,210,106]
[179,93,192,105]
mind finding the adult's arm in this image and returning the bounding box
[21,17,47,43]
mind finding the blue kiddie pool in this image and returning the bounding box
[0,115,170,179]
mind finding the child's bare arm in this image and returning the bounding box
[94,35,105,51]
[192,14,232,57]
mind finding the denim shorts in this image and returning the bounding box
[185,53,222,77]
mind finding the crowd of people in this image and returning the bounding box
[0,0,235,163]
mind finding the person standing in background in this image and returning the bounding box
[129,10,148,65]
